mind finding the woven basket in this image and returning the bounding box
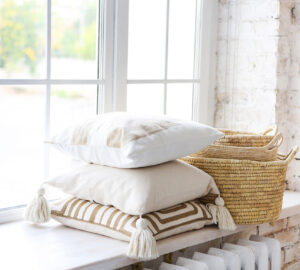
[181,146,298,225]
[193,133,283,161]
[216,126,278,147]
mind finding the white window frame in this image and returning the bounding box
[0,0,218,223]
[113,0,218,125]
[0,0,108,223]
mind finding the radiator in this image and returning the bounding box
[145,235,281,270]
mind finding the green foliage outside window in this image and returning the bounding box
[0,0,44,74]
[0,0,97,75]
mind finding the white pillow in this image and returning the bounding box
[47,112,223,168]
[45,160,220,215]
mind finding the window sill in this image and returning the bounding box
[1,191,300,270]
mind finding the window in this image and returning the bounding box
[127,0,198,120]
[0,0,105,215]
[0,0,217,222]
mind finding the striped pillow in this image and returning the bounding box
[51,197,213,242]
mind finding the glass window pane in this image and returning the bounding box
[0,0,45,79]
[51,0,98,79]
[127,84,164,114]
[50,85,97,136]
[167,0,197,79]
[166,83,193,120]
[49,85,97,176]
[0,86,44,208]
[128,0,167,79]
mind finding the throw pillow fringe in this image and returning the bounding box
[207,196,236,231]
[24,186,50,224]
[127,217,159,260]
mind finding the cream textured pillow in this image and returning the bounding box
[47,112,223,168]
[51,196,213,260]
[45,160,220,216]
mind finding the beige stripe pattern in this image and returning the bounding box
[51,197,212,238]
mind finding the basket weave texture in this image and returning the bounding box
[181,146,299,225]
[216,127,277,147]
[194,132,283,162]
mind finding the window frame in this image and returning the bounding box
[115,0,218,124]
[0,0,218,223]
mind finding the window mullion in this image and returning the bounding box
[46,0,51,80]
[192,0,202,122]
[98,0,116,113]
[44,0,52,178]
[96,0,102,114]
[45,0,51,130]
[163,0,170,115]
[192,0,218,125]
[112,0,129,112]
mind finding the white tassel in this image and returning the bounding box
[127,217,159,260]
[24,187,50,224]
[207,196,236,231]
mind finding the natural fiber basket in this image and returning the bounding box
[181,146,299,225]
[193,133,283,162]
[216,126,278,147]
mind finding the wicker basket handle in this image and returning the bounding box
[262,126,278,135]
[263,133,283,150]
[278,146,299,163]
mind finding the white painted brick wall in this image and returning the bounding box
[276,0,300,189]
[214,0,300,188]
[215,0,279,132]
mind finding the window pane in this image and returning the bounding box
[51,0,98,79]
[167,0,197,79]
[0,86,44,208]
[0,0,45,79]
[128,0,167,79]
[127,84,164,114]
[49,85,97,176]
[167,83,193,120]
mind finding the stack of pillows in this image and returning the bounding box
[25,112,236,260]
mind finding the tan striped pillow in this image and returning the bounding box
[51,197,213,242]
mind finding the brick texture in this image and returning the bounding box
[259,219,287,235]
[214,0,279,132]
[214,0,300,188]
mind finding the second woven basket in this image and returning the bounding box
[216,126,278,147]
[194,132,283,161]
[181,146,298,225]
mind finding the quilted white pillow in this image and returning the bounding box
[47,112,223,168]
[45,160,220,215]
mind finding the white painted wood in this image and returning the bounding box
[46,0,51,80]
[100,0,115,113]
[163,0,170,114]
[0,79,104,85]
[193,0,218,125]
[1,191,300,270]
[96,0,104,114]
[127,79,200,84]
[0,206,25,224]
[44,0,51,174]
[112,0,129,111]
